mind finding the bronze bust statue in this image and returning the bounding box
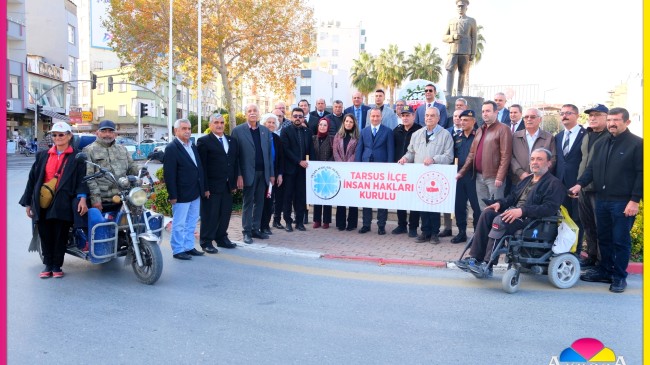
[442,0,477,97]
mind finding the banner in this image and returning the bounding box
[306,161,457,213]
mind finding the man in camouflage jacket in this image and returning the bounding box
[83,120,139,210]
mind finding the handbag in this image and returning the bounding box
[39,154,69,209]
[552,205,580,254]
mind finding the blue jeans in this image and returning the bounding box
[595,200,635,279]
[170,197,200,254]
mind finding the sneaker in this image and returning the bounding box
[469,262,491,279]
[391,226,407,234]
[408,229,418,238]
[39,265,53,279]
[455,257,477,270]
[450,232,467,244]
[609,278,627,293]
[580,267,613,283]
[52,266,64,278]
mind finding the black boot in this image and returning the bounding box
[450,230,467,244]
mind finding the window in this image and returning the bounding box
[300,78,311,87]
[332,49,339,57]
[82,84,89,98]
[97,106,105,117]
[97,83,105,94]
[93,61,103,71]
[68,24,75,45]
[119,81,127,92]
[10,75,20,99]
[118,105,127,116]
[68,56,77,76]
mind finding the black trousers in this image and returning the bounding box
[578,191,599,260]
[283,170,306,225]
[420,212,441,235]
[335,206,358,229]
[362,208,387,228]
[313,205,332,224]
[469,209,526,263]
[455,176,481,231]
[38,217,71,267]
[200,191,233,244]
[396,210,420,230]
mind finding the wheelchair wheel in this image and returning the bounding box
[547,253,580,289]
[502,268,520,294]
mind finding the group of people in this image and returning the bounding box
[20,88,642,293]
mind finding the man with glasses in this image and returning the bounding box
[415,84,448,129]
[554,104,586,257]
[510,108,555,185]
[83,120,139,211]
[280,108,314,232]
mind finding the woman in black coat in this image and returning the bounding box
[19,122,88,278]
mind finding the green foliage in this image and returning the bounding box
[375,44,406,105]
[224,113,246,128]
[350,52,377,102]
[155,167,165,182]
[405,43,443,83]
[146,182,173,217]
[231,189,243,212]
[630,201,643,262]
[472,25,486,66]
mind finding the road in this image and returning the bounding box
[6,155,643,364]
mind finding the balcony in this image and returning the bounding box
[7,17,25,41]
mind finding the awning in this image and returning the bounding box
[26,106,70,122]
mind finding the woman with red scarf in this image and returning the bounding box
[20,122,88,278]
[311,118,334,228]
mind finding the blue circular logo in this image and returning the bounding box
[311,166,341,200]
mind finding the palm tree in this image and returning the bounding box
[375,44,406,107]
[405,43,443,83]
[472,25,486,66]
[349,52,377,103]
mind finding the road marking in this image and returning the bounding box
[217,253,642,295]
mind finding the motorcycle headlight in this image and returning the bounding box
[118,177,131,189]
[128,187,148,206]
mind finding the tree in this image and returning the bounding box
[472,25,486,66]
[375,44,406,107]
[349,52,377,103]
[105,0,316,131]
[405,43,443,83]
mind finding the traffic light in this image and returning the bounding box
[140,102,148,117]
[36,104,43,114]
[162,108,168,116]
[91,73,97,89]
[108,76,114,92]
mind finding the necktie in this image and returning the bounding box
[563,131,571,156]
[218,137,223,145]
[356,108,361,128]
[511,123,516,133]
[319,112,323,117]
[427,103,432,108]
[372,127,377,137]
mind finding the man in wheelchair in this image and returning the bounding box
[457,148,565,278]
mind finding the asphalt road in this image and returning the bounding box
[6,156,643,364]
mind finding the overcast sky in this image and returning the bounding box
[307,0,642,107]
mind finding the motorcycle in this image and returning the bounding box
[35,151,165,284]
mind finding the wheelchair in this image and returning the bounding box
[457,214,581,294]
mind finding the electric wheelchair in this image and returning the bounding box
[457,214,580,294]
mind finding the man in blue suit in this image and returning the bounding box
[344,91,371,131]
[163,119,206,260]
[231,104,275,244]
[415,84,449,129]
[495,92,511,125]
[554,103,586,255]
[356,108,395,235]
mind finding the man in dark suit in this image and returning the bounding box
[323,100,344,136]
[554,103,586,256]
[281,108,314,232]
[356,108,395,235]
[231,104,275,244]
[494,92,511,125]
[344,91,371,131]
[163,119,206,260]
[299,99,316,131]
[507,104,525,134]
[196,113,239,253]
[309,98,331,122]
[415,83,449,129]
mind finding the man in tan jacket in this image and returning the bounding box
[510,108,556,184]
[456,100,512,210]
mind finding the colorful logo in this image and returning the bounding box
[311,166,341,200]
[549,338,626,365]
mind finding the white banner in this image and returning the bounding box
[306,161,457,213]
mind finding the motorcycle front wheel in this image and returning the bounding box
[132,239,163,285]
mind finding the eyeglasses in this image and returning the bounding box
[51,133,68,138]
[424,89,435,93]
[559,111,576,116]
[292,115,304,119]
[523,115,538,119]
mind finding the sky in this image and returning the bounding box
[307,0,643,107]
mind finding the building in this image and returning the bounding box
[6,0,29,140]
[294,20,366,109]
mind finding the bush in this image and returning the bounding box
[630,201,643,262]
[146,182,172,217]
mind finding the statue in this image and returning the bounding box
[442,0,477,97]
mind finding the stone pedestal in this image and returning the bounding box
[447,96,485,126]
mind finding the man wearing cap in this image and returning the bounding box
[398,107,454,244]
[575,104,609,268]
[83,120,139,211]
[443,0,477,97]
[415,84,449,129]
[392,104,422,237]
[569,107,643,293]
[450,109,481,243]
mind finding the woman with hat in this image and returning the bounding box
[19,122,89,278]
